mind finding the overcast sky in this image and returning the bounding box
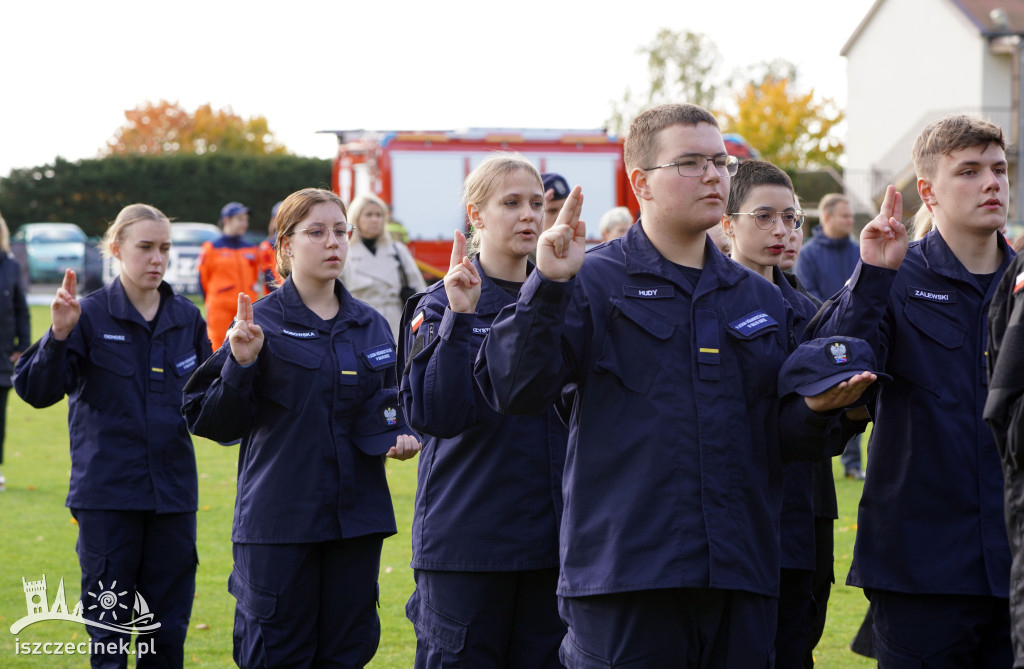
[0,0,875,178]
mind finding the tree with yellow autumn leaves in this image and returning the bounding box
[106,100,287,156]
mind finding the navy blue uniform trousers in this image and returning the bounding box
[558,588,776,668]
[870,590,1011,668]
[73,509,196,669]
[229,535,384,669]
[407,568,563,669]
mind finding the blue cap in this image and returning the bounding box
[220,202,249,219]
[351,388,417,456]
[778,336,891,397]
[542,173,570,200]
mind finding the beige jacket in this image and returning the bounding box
[341,238,426,339]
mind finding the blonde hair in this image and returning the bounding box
[0,210,9,255]
[599,207,634,236]
[463,152,542,256]
[275,188,348,278]
[100,204,171,258]
[912,203,933,241]
[348,192,392,246]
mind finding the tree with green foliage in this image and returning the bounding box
[608,29,723,135]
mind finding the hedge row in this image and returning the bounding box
[0,153,333,237]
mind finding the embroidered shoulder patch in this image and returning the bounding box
[363,344,396,369]
[728,311,778,337]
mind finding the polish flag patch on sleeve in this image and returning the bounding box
[1014,271,1024,294]
[410,310,425,333]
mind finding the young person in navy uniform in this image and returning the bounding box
[14,204,211,668]
[399,153,567,668]
[474,104,886,668]
[721,161,851,668]
[815,115,1013,666]
[183,188,420,668]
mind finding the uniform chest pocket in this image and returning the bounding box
[725,312,785,396]
[264,340,324,411]
[89,343,135,377]
[594,297,676,395]
[84,343,135,412]
[891,299,966,398]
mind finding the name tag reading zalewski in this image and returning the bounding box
[624,285,674,299]
[909,287,955,304]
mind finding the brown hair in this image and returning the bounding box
[463,152,542,256]
[818,193,849,219]
[99,204,171,259]
[912,114,1005,181]
[0,210,8,255]
[624,103,719,173]
[275,188,348,278]
[725,160,793,214]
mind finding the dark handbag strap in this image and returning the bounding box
[393,246,410,291]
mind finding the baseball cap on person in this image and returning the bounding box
[350,388,417,456]
[220,202,249,219]
[542,173,570,200]
[778,336,892,397]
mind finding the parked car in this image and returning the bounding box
[103,222,221,295]
[11,223,87,283]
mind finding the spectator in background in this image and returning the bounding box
[0,211,29,492]
[795,193,865,480]
[340,193,425,340]
[708,222,731,255]
[541,172,570,231]
[199,202,260,350]
[259,200,283,293]
[780,196,805,272]
[599,206,633,242]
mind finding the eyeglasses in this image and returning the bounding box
[730,208,805,230]
[291,223,353,243]
[643,154,739,178]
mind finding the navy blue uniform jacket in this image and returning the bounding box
[475,224,849,598]
[815,229,1012,597]
[14,278,210,512]
[183,278,402,543]
[399,259,565,571]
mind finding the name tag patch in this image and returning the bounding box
[281,328,318,339]
[175,353,198,374]
[728,311,777,337]
[472,327,490,335]
[101,333,130,343]
[362,344,396,369]
[624,285,674,299]
[909,287,955,303]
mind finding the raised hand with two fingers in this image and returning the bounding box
[861,185,908,270]
[537,186,586,282]
[444,230,481,314]
[51,269,82,341]
[228,292,265,366]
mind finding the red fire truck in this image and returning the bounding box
[323,128,638,279]
[323,128,758,280]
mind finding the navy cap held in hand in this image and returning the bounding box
[778,336,891,397]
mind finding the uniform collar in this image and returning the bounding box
[105,277,180,333]
[620,221,749,298]
[472,255,525,314]
[918,227,1014,292]
[278,276,371,333]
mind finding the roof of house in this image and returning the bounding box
[842,0,1024,55]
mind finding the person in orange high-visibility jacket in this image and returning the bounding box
[199,202,260,350]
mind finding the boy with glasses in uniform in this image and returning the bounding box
[474,104,888,667]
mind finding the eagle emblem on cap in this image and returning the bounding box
[384,407,398,426]
[830,342,848,364]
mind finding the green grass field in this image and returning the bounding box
[0,304,877,667]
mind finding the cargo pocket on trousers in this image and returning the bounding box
[406,589,467,666]
[228,568,276,669]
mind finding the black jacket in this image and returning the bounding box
[0,253,30,388]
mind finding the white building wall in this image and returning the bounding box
[844,0,988,211]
